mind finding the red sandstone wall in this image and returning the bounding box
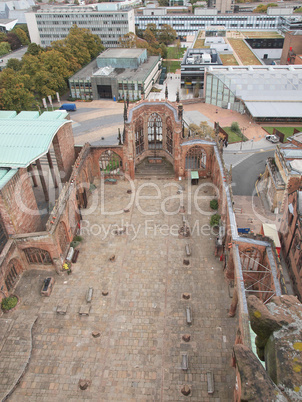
[53,123,75,182]
[0,169,42,235]
[280,32,302,65]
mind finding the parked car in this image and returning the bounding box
[59,103,76,111]
[265,135,279,143]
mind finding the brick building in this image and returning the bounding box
[280,30,302,65]
[0,110,78,296]
[0,101,297,400]
[280,189,302,301]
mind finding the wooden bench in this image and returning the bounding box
[86,287,93,303]
[181,354,188,370]
[186,306,192,325]
[79,305,91,316]
[185,244,191,256]
[207,372,214,394]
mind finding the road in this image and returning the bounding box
[231,150,274,196]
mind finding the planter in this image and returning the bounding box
[1,294,20,313]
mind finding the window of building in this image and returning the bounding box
[24,248,52,265]
[148,113,162,149]
[166,116,173,155]
[135,118,144,156]
[185,146,206,170]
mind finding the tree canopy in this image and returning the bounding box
[120,24,176,57]
[0,25,104,111]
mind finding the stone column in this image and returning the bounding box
[47,152,58,188]
[28,165,38,187]
[228,287,238,317]
[36,159,49,202]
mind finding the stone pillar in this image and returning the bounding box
[228,287,238,317]
[36,159,49,202]
[47,152,58,188]
[28,165,38,187]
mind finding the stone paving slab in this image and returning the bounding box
[0,315,38,401]
[5,178,236,401]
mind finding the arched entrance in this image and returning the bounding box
[148,113,163,150]
[185,146,207,170]
[99,150,122,176]
[135,118,144,156]
[5,259,22,292]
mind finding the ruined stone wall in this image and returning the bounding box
[0,169,42,235]
[52,123,76,183]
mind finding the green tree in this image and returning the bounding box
[40,49,75,80]
[158,24,177,46]
[4,32,22,50]
[119,32,137,48]
[26,43,44,55]
[158,0,169,5]
[0,42,11,56]
[0,69,35,112]
[13,28,30,45]
[143,28,159,48]
[160,42,167,58]
[6,58,22,71]
[146,23,158,39]
[231,121,240,134]
[63,25,97,66]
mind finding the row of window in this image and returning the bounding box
[37,13,127,19]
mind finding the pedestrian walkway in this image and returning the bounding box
[4,179,237,401]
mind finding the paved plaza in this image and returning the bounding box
[1,178,237,401]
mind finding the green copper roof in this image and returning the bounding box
[0,168,18,190]
[38,111,69,120]
[0,111,71,169]
[15,111,40,120]
[0,111,17,119]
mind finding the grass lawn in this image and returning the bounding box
[262,126,302,142]
[166,47,186,59]
[194,39,208,48]
[242,31,284,38]
[219,54,239,66]
[163,60,181,73]
[223,127,248,143]
[228,39,262,65]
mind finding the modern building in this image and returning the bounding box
[181,48,222,89]
[0,18,17,33]
[26,4,135,48]
[0,0,35,24]
[135,13,288,38]
[207,0,234,14]
[245,37,284,63]
[280,30,302,65]
[68,48,161,101]
[204,65,302,121]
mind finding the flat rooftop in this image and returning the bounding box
[70,56,161,82]
[99,48,146,59]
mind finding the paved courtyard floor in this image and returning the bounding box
[2,178,237,401]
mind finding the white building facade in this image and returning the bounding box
[26,4,135,48]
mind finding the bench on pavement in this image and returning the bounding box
[207,372,214,394]
[186,306,192,325]
[181,354,188,370]
[86,287,93,303]
[185,244,191,256]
